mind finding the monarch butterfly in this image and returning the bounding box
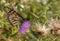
[4,6,25,26]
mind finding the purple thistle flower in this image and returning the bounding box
[19,21,31,34]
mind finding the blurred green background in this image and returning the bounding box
[0,0,60,41]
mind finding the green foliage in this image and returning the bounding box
[0,0,60,41]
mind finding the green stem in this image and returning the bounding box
[27,31,37,40]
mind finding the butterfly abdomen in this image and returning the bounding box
[8,14,21,26]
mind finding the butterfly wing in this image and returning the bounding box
[4,7,25,26]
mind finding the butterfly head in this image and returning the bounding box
[4,6,13,13]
